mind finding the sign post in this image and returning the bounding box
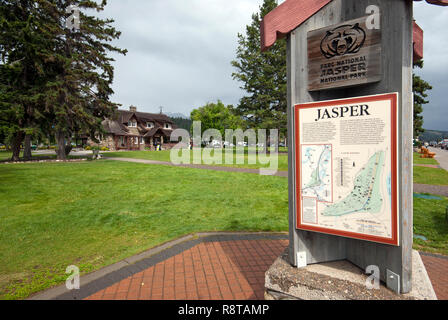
[264,0,415,294]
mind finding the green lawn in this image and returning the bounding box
[413,195,448,256]
[414,166,448,186]
[0,160,288,299]
[413,152,439,165]
[104,149,289,171]
[0,151,13,161]
[1,148,447,300]
[0,151,85,162]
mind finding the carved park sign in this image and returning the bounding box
[307,15,382,91]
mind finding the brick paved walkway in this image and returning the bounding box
[85,238,288,300]
[420,253,448,300]
[40,232,446,301]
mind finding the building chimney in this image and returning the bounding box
[129,105,137,112]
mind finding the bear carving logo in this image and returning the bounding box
[320,23,366,59]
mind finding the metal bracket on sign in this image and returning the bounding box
[386,269,400,294]
[296,252,307,269]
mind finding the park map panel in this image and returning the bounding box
[295,93,399,246]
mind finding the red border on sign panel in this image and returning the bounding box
[294,93,399,246]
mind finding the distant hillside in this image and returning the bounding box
[419,130,448,142]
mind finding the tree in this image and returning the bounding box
[0,1,126,161]
[42,0,127,160]
[170,117,192,132]
[413,60,432,138]
[190,100,243,138]
[231,0,287,142]
[0,0,55,161]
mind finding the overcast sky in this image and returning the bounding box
[97,0,447,131]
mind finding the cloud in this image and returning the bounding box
[414,2,448,131]
[95,0,260,115]
[94,1,448,131]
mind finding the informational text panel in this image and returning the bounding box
[295,93,399,246]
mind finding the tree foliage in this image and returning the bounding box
[190,100,243,138]
[0,0,56,160]
[0,0,126,160]
[413,60,432,138]
[231,0,286,138]
[170,117,192,132]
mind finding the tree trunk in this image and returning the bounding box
[55,130,67,160]
[23,134,32,160]
[65,136,73,157]
[11,131,24,162]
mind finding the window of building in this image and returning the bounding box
[165,123,171,129]
[147,122,154,128]
[128,120,137,128]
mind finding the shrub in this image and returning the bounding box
[101,147,110,151]
[85,146,92,151]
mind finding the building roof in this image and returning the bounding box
[102,119,129,136]
[143,127,174,138]
[260,0,448,61]
[102,107,176,137]
[118,110,173,125]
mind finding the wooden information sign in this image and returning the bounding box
[257,0,445,294]
[307,15,382,91]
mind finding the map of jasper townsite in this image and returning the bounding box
[296,94,398,245]
[322,150,385,217]
[301,145,332,203]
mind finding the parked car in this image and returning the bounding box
[441,142,448,150]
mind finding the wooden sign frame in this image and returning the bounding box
[294,93,399,246]
[284,0,413,293]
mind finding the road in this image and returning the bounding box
[428,147,448,172]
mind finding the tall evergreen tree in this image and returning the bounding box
[231,0,287,142]
[42,0,127,159]
[413,60,432,138]
[0,0,56,161]
[0,0,126,161]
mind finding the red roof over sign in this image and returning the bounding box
[260,0,448,61]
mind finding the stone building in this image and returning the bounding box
[89,106,177,151]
